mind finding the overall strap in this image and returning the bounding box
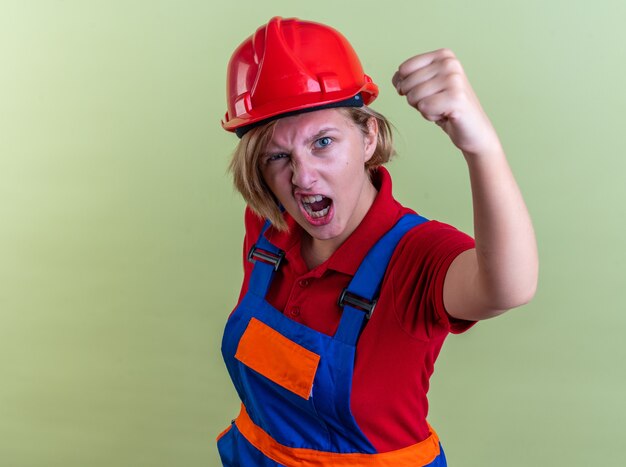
[334,214,430,345]
[247,220,285,297]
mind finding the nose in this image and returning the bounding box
[290,155,317,189]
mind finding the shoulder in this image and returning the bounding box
[243,206,266,250]
[386,219,474,288]
[244,206,265,234]
[394,219,475,262]
[383,219,476,337]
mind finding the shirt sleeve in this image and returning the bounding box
[386,220,476,341]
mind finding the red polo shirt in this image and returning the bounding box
[235,166,476,452]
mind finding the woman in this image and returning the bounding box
[217,16,538,466]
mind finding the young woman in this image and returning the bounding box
[217,16,538,466]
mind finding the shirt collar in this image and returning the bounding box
[325,166,406,275]
[263,166,407,277]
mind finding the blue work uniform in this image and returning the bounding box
[217,214,447,466]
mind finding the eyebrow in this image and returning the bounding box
[306,127,339,145]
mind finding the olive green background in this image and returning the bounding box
[1,0,625,465]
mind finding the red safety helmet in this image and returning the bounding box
[222,16,379,137]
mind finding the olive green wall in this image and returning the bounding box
[2,1,625,465]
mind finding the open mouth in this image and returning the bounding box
[300,194,333,220]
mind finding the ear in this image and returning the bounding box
[363,117,379,163]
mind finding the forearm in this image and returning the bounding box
[393,48,538,319]
[464,145,538,311]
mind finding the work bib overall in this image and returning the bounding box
[218,214,447,466]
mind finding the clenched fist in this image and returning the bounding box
[392,49,502,158]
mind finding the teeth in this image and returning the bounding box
[302,202,330,218]
[310,206,330,218]
[300,194,331,219]
[301,194,324,204]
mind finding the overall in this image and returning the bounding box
[217,214,447,466]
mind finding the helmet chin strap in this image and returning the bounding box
[235,94,365,139]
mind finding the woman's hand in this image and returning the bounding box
[392,48,501,158]
[393,49,538,320]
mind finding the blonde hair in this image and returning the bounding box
[228,106,395,231]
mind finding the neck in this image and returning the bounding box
[301,178,378,270]
[301,237,334,270]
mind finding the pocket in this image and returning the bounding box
[235,317,320,399]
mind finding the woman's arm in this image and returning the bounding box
[392,49,538,320]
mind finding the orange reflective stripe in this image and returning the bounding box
[234,405,441,467]
[235,318,320,399]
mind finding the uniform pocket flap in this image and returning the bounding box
[235,318,320,400]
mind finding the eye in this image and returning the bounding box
[265,153,289,164]
[314,137,332,149]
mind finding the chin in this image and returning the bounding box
[305,223,345,242]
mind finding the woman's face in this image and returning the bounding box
[260,108,378,252]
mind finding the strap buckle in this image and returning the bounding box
[247,245,285,271]
[338,289,377,319]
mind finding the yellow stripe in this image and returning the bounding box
[234,404,441,467]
